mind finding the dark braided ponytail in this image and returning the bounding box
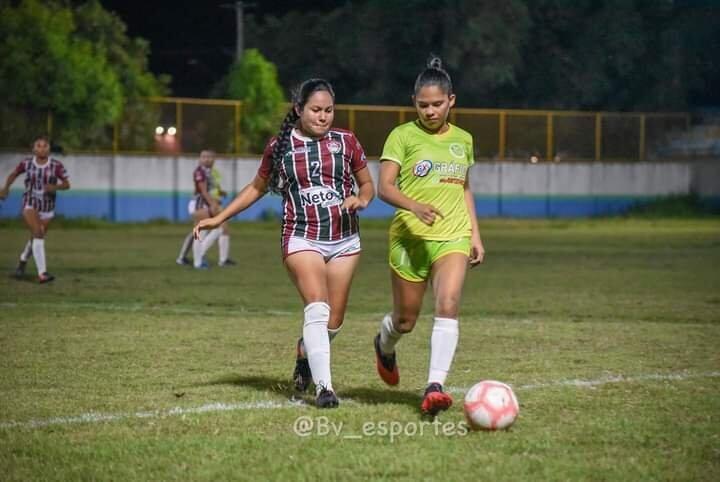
[413,54,453,96]
[267,109,300,193]
[267,78,335,194]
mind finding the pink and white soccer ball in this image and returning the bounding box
[463,380,519,430]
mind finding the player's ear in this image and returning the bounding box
[448,94,456,109]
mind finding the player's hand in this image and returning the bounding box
[45,184,57,193]
[469,236,485,267]
[341,196,368,212]
[0,188,8,200]
[411,202,444,226]
[193,216,221,239]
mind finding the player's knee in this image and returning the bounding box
[435,297,460,319]
[394,314,417,333]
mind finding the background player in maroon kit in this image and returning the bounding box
[176,149,235,268]
[0,135,70,283]
[194,78,374,408]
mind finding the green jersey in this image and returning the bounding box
[381,121,474,240]
[210,167,222,200]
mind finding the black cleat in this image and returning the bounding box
[38,272,55,284]
[218,258,237,267]
[176,257,191,266]
[14,260,27,279]
[292,338,312,392]
[316,386,339,409]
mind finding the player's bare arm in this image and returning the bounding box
[378,160,443,225]
[0,170,20,199]
[45,178,71,194]
[341,167,374,211]
[464,175,484,266]
[194,174,269,238]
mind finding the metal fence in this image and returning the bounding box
[0,97,690,161]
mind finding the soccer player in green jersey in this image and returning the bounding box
[373,56,485,416]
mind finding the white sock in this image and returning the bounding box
[193,228,222,267]
[20,239,33,262]
[32,238,47,275]
[428,317,459,386]
[379,313,402,355]
[300,324,340,358]
[218,234,230,264]
[192,231,207,267]
[179,232,193,260]
[302,302,332,393]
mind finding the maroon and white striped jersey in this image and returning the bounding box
[13,156,69,212]
[258,128,367,243]
[192,165,214,210]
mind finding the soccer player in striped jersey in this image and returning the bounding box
[194,79,374,408]
[0,135,70,283]
[176,150,235,268]
[373,56,485,416]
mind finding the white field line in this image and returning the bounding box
[2,370,719,431]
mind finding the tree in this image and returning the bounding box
[246,0,530,107]
[213,49,285,153]
[245,0,716,111]
[0,0,167,150]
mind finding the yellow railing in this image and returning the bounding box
[0,97,690,161]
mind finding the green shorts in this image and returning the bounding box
[389,236,471,282]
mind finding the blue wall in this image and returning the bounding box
[2,190,694,222]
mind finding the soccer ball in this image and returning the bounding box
[463,380,519,430]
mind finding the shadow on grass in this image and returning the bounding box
[201,374,295,396]
[340,385,421,409]
[6,273,36,284]
[198,374,422,409]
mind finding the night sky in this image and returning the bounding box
[100,0,345,97]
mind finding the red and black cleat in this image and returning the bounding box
[374,333,399,386]
[421,383,453,416]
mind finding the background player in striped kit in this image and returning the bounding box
[373,56,485,416]
[176,149,235,268]
[194,78,374,408]
[0,135,70,283]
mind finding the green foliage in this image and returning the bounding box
[214,49,285,153]
[246,0,718,110]
[246,1,530,106]
[0,0,167,150]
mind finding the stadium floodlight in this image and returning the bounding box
[155,126,165,135]
[167,126,177,136]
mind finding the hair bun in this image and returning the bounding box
[427,55,443,70]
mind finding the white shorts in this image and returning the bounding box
[24,206,54,220]
[283,233,361,262]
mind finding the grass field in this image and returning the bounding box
[1,217,719,481]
